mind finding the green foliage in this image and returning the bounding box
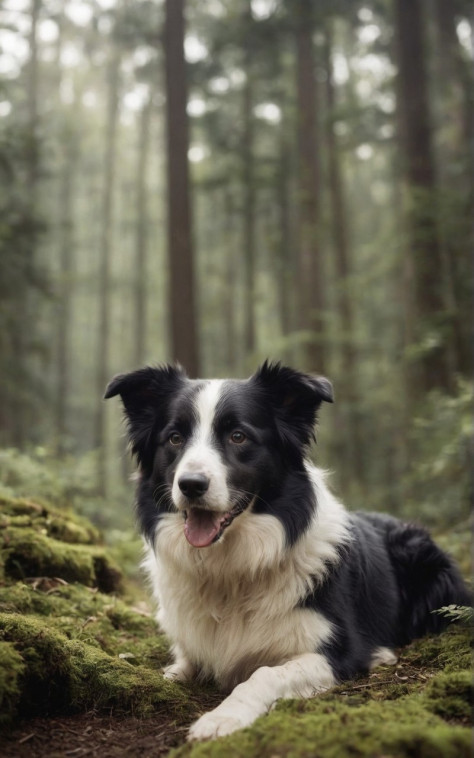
[402,380,473,527]
[433,605,473,625]
[0,447,133,531]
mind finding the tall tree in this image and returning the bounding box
[55,128,79,455]
[394,0,451,395]
[432,0,473,377]
[133,95,152,368]
[323,22,362,478]
[241,0,257,359]
[94,50,120,494]
[164,0,200,376]
[294,0,325,372]
[13,0,43,447]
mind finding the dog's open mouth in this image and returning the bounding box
[183,503,246,548]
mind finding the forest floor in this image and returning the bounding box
[0,495,471,758]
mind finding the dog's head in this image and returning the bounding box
[105,361,333,547]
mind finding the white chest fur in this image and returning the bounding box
[142,468,349,691]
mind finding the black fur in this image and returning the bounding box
[302,512,470,681]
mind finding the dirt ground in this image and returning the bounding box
[0,713,187,758]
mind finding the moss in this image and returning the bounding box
[45,515,99,545]
[402,626,471,672]
[424,670,472,721]
[0,494,100,544]
[172,695,471,758]
[172,701,471,758]
[0,613,191,719]
[0,495,47,518]
[1,528,122,592]
[171,627,472,758]
[0,641,25,724]
[0,583,167,664]
[0,494,181,724]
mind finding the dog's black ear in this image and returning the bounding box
[252,361,333,451]
[104,365,186,469]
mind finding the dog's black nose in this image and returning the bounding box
[178,473,210,499]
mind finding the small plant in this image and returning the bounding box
[433,605,473,625]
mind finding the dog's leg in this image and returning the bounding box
[163,645,196,683]
[188,652,335,741]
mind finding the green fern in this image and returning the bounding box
[432,605,473,625]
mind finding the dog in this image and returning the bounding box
[105,361,470,741]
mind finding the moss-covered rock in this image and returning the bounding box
[0,496,121,591]
[0,496,100,544]
[0,493,198,725]
[1,528,121,591]
[0,640,25,724]
[0,613,188,718]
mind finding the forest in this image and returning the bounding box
[0,0,472,755]
[0,0,472,526]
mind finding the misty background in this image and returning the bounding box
[0,0,472,546]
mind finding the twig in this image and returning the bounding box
[17,732,36,744]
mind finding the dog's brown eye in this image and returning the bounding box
[169,432,184,446]
[230,431,246,444]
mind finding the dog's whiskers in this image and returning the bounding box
[228,487,271,512]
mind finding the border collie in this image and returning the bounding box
[105,362,470,741]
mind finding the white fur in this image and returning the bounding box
[171,381,230,512]
[142,465,350,738]
[188,652,335,741]
[370,647,398,669]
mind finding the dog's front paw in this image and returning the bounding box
[188,710,251,741]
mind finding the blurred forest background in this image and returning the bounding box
[0,0,472,544]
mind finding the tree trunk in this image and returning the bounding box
[394,0,451,395]
[164,0,200,377]
[95,52,120,494]
[295,0,325,372]
[433,0,473,377]
[27,0,40,204]
[55,136,78,455]
[323,25,362,479]
[13,0,42,447]
[276,124,293,342]
[242,56,257,359]
[223,190,238,374]
[134,96,152,368]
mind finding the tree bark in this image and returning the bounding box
[95,52,120,494]
[276,124,293,342]
[164,0,200,377]
[134,96,152,368]
[433,0,473,377]
[394,0,451,394]
[55,136,78,455]
[242,56,257,358]
[223,190,238,374]
[13,0,42,447]
[295,0,325,372]
[323,25,362,478]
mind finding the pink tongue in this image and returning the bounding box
[184,509,223,548]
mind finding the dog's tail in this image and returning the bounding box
[386,522,471,644]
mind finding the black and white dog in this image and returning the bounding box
[105,362,469,741]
